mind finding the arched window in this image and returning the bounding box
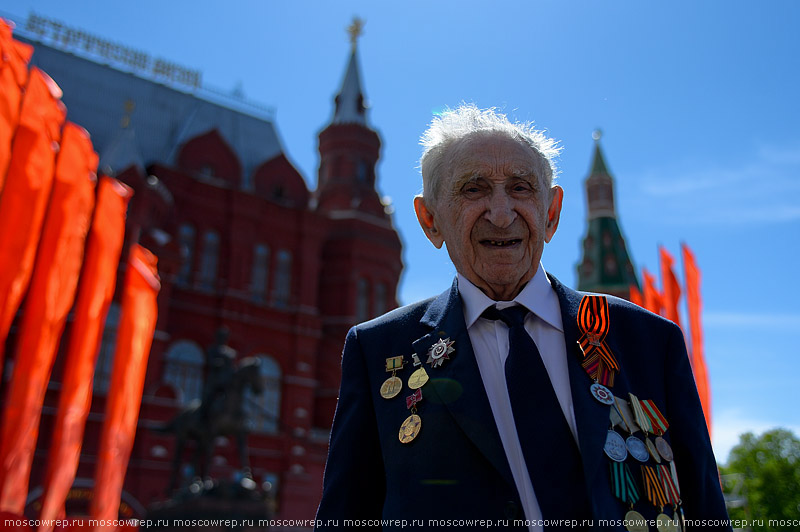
[272,250,292,307]
[374,282,387,317]
[356,278,369,322]
[250,243,270,302]
[94,303,120,393]
[198,230,220,290]
[162,340,205,405]
[176,223,196,286]
[244,355,282,434]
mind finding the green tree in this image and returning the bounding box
[721,428,800,530]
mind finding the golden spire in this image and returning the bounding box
[347,17,365,51]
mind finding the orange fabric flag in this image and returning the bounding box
[682,243,712,437]
[659,246,682,328]
[0,67,65,368]
[0,19,33,187]
[89,245,160,528]
[0,123,97,515]
[628,285,643,307]
[37,177,132,531]
[641,268,663,315]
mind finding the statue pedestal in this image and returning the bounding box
[146,479,273,531]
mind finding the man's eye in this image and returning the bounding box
[461,183,483,194]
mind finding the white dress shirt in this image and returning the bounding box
[457,264,579,530]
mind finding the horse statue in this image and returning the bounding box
[156,356,265,493]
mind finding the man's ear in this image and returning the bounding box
[544,185,563,243]
[414,195,444,249]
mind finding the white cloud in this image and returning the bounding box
[712,407,800,465]
[631,141,800,225]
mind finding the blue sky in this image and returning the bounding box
[4,0,799,463]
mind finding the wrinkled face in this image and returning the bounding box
[415,132,563,301]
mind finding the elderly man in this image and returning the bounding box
[316,105,729,531]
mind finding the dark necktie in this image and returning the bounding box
[482,305,591,523]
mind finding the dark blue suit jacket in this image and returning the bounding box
[316,276,730,530]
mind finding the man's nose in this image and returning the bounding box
[485,191,516,228]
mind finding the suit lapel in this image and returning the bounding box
[549,275,611,497]
[413,280,515,488]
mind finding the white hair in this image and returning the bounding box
[419,104,561,202]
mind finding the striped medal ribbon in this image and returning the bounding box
[577,295,619,387]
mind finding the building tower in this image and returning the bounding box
[314,20,403,428]
[577,131,639,299]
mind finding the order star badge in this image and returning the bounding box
[426,337,455,368]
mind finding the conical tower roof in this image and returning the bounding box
[590,141,610,176]
[577,131,639,297]
[331,48,368,126]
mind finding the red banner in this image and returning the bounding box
[628,284,643,307]
[0,67,65,388]
[0,19,33,187]
[641,268,663,316]
[682,243,711,436]
[659,246,682,328]
[0,123,97,515]
[38,177,131,530]
[89,245,160,528]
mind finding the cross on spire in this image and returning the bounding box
[347,17,364,50]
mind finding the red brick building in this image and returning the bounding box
[13,15,401,521]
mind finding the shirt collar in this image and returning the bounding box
[457,263,564,332]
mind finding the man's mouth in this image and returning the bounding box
[481,239,522,247]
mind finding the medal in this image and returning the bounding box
[380,376,402,399]
[624,510,648,532]
[626,436,650,462]
[591,382,615,405]
[399,414,421,443]
[399,389,424,444]
[426,338,454,368]
[381,355,405,400]
[655,436,674,462]
[646,437,662,463]
[604,430,628,462]
[407,367,429,390]
[656,513,678,532]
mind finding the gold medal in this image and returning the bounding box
[399,413,421,443]
[408,367,429,390]
[624,510,648,532]
[380,376,402,399]
[381,356,405,399]
[646,437,662,463]
[656,513,678,532]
